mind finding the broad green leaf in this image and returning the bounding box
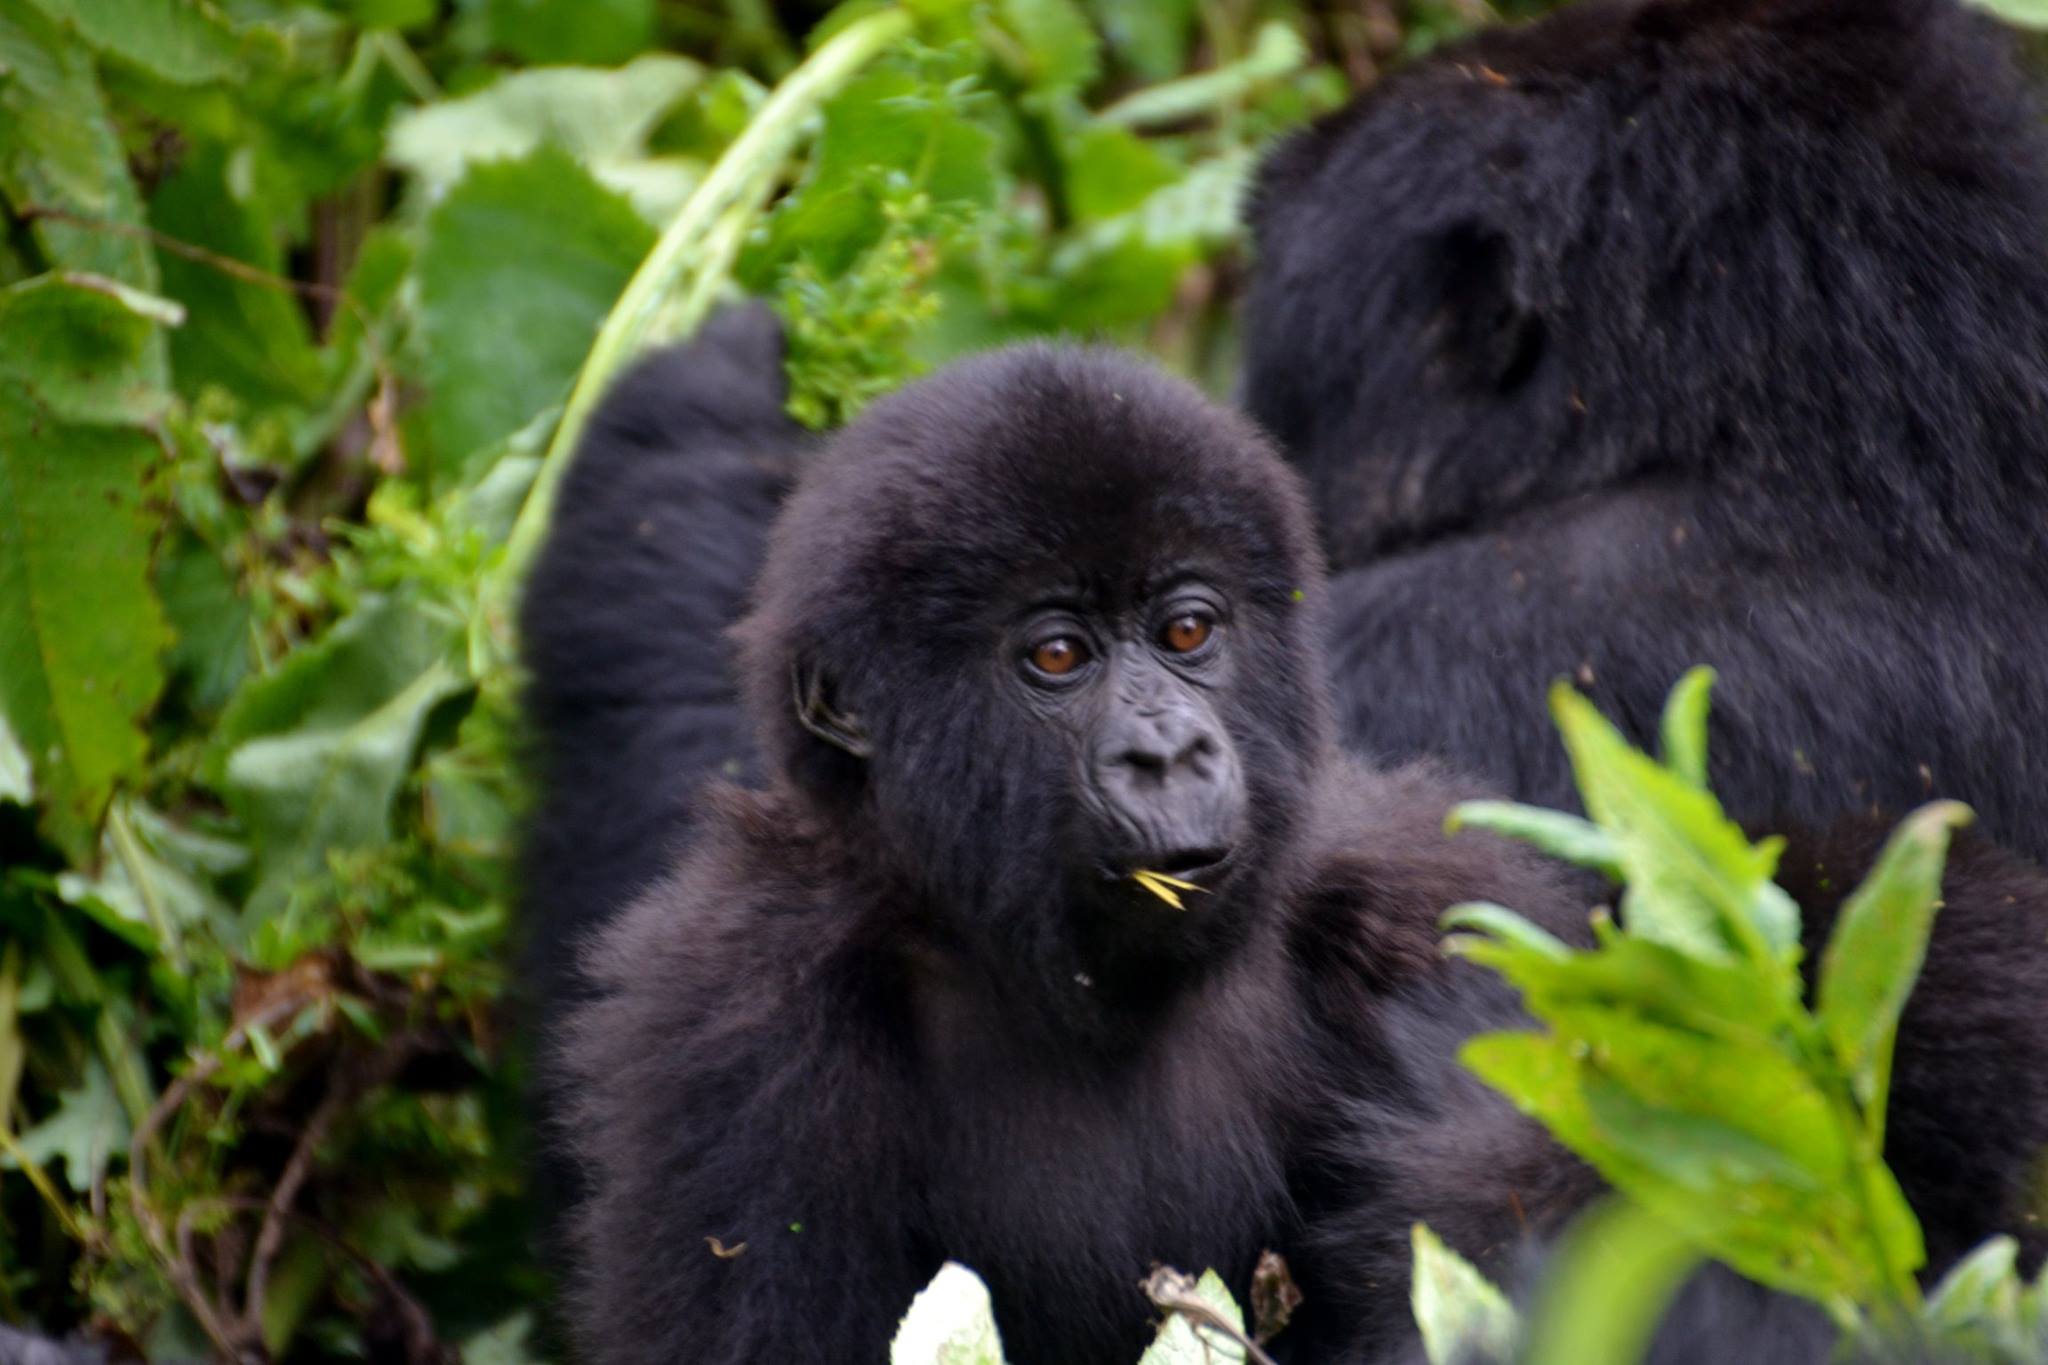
[1551,682,1799,963]
[1657,666,1715,789]
[417,148,653,482]
[1519,1199,1701,1365]
[158,531,253,717]
[149,145,326,413]
[1137,1269,1246,1365]
[21,0,240,84]
[12,1056,125,1189]
[463,1313,544,1365]
[1083,0,1194,80]
[0,381,169,861]
[1816,801,1971,1132]
[1094,21,1307,129]
[0,710,32,804]
[891,1262,1008,1365]
[480,0,653,66]
[387,55,704,221]
[0,0,161,302]
[995,0,1099,99]
[1063,124,1181,223]
[217,596,466,915]
[0,271,180,422]
[1449,801,1622,878]
[1411,1223,1519,1365]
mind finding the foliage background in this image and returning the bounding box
[0,0,2040,1359]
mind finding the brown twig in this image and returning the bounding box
[1142,1266,1283,1365]
[13,204,405,474]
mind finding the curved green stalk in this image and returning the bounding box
[493,6,915,609]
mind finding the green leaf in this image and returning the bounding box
[12,1056,126,1189]
[55,797,240,955]
[1137,1269,1246,1365]
[0,0,161,300]
[1062,124,1180,223]
[0,381,170,861]
[0,271,180,422]
[1658,666,1715,789]
[0,710,30,804]
[1551,682,1799,963]
[417,148,654,482]
[1411,1223,1519,1365]
[148,144,325,413]
[480,0,653,66]
[1924,1235,2021,1335]
[1816,800,1973,1136]
[386,55,704,222]
[21,0,240,84]
[216,596,467,915]
[1083,0,1194,80]
[1519,1199,1701,1365]
[1969,0,2048,29]
[994,0,1099,98]
[748,62,998,280]
[891,1262,1008,1365]
[1448,800,1622,878]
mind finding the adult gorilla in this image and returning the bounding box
[1241,0,2048,856]
[536,340,2048,1365]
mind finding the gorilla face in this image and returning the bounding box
[1010,576,1248,898]
[735,346,1332,1010]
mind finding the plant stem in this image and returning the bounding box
[493,6,914,610]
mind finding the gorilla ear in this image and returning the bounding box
[1431,222,1547,395]
[792,662,872,760]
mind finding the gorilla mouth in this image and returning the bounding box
[1155,847,1233,880]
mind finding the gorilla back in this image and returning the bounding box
[1242,0,2048,855]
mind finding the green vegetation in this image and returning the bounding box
[1423,671,2048,1365]
[5,0,2048,1359]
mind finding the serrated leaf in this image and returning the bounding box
[12,1056,125,1189]
[891,1262,1008,1365]
[1550,682,1797,963]
[1412,1223,1519,1365]
[387,55,703,221]
[22,0,240,84]
[216,596,466,916]
[417,148,654,481]
[1657,666,1715,789]
[1816,801,1972,1136]
[1138,1269,1246,1365]
[0,381,169,861]
[0,272,179,422]
[0,0,161,304]
[1448,801,1621,878]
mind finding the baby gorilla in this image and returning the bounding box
[548,341,2048,1365]
[555,345,1585,1364]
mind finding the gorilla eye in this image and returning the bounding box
[1029,637,1090,677]
[1161,614,1214,654]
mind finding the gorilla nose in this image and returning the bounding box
[1104,717,1220,781]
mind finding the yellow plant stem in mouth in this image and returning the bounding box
[1130,869,1208,910]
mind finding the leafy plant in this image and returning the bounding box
[1417,669,2048,1364]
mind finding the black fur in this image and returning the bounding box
[519,302,807,1014]
[530,338,2048,1365]
[549,345,1589,1364]
[1242,0,2048,857]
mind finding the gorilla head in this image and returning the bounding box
[732,348,1333,1016]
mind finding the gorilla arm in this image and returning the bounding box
[559,793,932,1365]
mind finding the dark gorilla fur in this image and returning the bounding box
[552,343,1591,1363]
[532,338,2048,1365]
[1242,0,2048,859]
